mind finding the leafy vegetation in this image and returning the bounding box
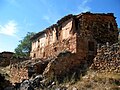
[14,32,35,58]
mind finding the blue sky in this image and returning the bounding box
[0,0,120,52]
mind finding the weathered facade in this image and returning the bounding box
[30,12,118,59]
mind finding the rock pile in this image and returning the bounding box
[15,74,58,90]
[10,57,52,84]
[91,43,120,73]
[11,51,89,90]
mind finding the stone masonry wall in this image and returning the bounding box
[31,12,118,59]
[31,34,76,59]
[0,52,14,67]
[91,43,120,73]
[80,13,118,44]
[9,59,49,83]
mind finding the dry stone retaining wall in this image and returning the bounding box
[10,64,28,83]
[91,43,120,73]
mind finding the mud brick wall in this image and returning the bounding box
[91,43,120,73]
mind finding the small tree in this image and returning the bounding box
[14,32,35,58]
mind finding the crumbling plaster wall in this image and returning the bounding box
[31,18,76,59]
[61,18,73,40]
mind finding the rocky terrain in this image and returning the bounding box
[0,42,120,90]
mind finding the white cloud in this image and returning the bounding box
[0,20,18,36]
[77,0,91,12]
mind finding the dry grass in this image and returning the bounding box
[0,66,120,90]
[66,70,120,90]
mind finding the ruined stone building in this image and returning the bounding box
[9,12,119,84]
[30,12,118,60]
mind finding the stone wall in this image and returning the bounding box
[30,18,76,59]
[91,43,120,73]
[0,58,10,67]
[0,52,14,67]
[10,64,28,84]
[79,13,118,44]
[30,12,118,59]
[43,53,85,80]
[76,35,97,61]
[9,58,49,83]
[30,31,76,59]
[9,12,119,84]
[44,35,77,58]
